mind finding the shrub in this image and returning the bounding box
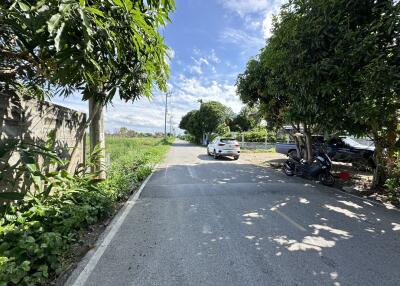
[385,152,400,204]
[0,137,172,285]
[234,129,277,143]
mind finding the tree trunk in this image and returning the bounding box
[304,127,313,163]
[295,137,301,158]
[89,97,106,180]
[372,134,386,188]
[290,123,302,158]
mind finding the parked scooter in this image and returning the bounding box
[283,147,335,186]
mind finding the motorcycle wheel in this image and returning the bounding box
[318,172,335,186]
[283,162,294,176]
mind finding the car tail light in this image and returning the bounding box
[235,144,240,147]
[218,143,225,146]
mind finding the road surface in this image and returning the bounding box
[67,140,400,286]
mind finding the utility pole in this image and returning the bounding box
[164,91,172,140]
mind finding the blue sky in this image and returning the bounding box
[53,0,285,134]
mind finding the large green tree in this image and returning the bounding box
[1,0,175,177]
[230,106,262,132]
[179,101,233,143]
[1,0,175,102]
[237,0,399,186]
[179,110,203,143]
[199,101,230,137]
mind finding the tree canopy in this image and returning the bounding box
[237,0,399,185]
[229,106,262,132]
[179,101,234,143]
[1,0,175,104]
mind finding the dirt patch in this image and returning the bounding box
[241,152,286,167]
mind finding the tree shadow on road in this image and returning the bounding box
[197,154,236,161]
[141,161,400,286]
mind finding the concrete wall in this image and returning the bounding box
[0,92,87,197]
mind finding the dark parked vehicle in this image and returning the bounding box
[283,147,335,186]
[276,136,375,168]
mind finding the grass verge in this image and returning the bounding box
[0,137,173,285]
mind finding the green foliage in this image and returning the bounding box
[102,137,172,201]
[179,101,237,143]
[229,128,277,143]
[237,0,400,181]
[199,101,230,134]
[0,137,171,285]
[229,106,262,132]
[215,123,230,136]
[0,129,65,201]
[385,152,400,204]
[1,0,175,104]
[177,133,196,143]
[179,110,203,143]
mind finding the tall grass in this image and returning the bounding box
[102,136,173,201]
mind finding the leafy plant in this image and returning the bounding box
[0,136,172,285]
[1,0,176,103]
[385,152,400,204]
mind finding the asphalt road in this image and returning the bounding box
[67,140,400,286]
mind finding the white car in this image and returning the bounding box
[207,137,240,160]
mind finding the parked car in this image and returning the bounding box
[276,136,375,168]
[207,137,240,160]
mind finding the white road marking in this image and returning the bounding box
[71,168,156,286]
[164,164,169,178]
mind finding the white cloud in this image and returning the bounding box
[189,64,203,74]
[219,0,287,39]
[188,50,222,75]
[262,11,275,39]
[218,0,272,16]
[172,75,243,114]
[209,49,221,64]
[220,28,265,49]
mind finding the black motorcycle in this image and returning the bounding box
[283,148,335,186]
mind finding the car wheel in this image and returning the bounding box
[233,156,239,160]
[213,150,219,159]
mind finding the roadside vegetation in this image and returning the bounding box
[236,0,399,199]
[1,0,176,283]
[0,136,172,285]
[179,102,287,144]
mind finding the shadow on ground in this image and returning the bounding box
[138,161,400,286]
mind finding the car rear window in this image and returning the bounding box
[221,138,237,143]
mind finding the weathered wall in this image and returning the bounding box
[0,92,87,196]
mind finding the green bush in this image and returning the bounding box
[385,152,400,204]
[0,137,172,285]
[233,129,277,143]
